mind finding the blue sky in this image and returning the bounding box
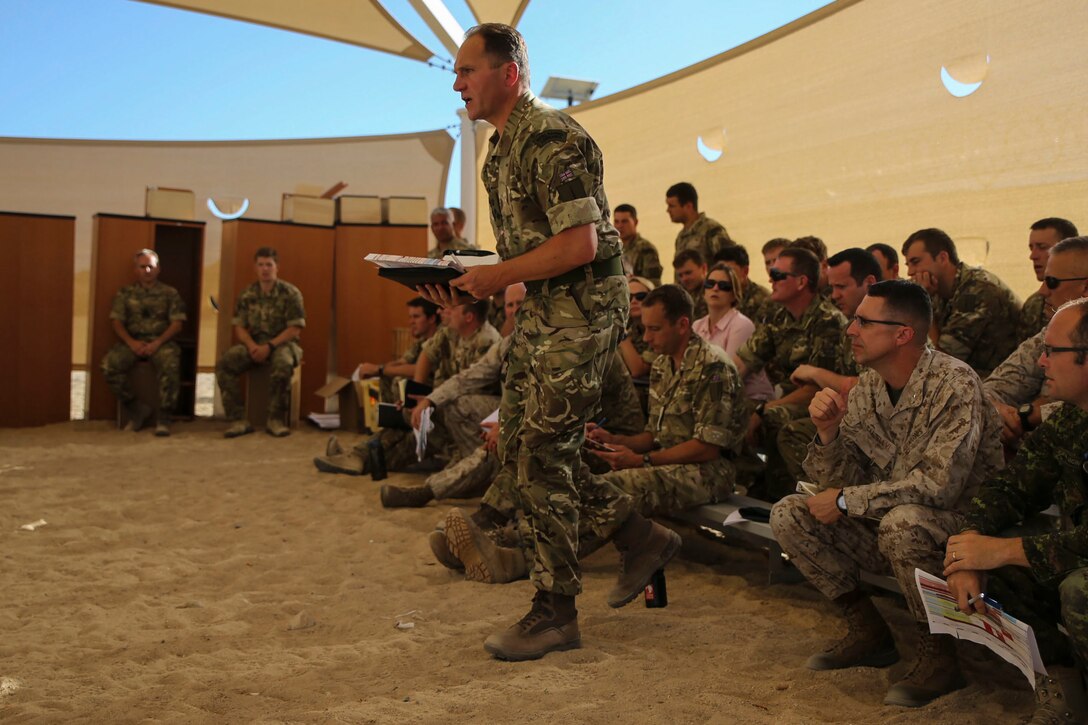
[0,0,831,204]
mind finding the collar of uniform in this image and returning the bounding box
[257,279,283,295]
[797,293,828,323]
[888,346,937,413]
[663,332,706,377]
[489,91,537,159]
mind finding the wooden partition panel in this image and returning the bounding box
[0,212,75,427]
[333,224,427,375]
[217,219,334,417]
[87,214,205,420]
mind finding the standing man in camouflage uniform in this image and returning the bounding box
[986,236,1088,449]
[734,247,848,500]
[770,280,1004,709]
[427,206,477,259]
[902,227,1021,378]
[614,203,662,285]
[1017,217,1079,342]
[666,181,733,264]
[101,249,187,436]
[427,23,681,661]
[944,298,1088,723]
[216,247,305,438]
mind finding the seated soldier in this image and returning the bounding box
[986,236,1088,449]
[356,296,439,402]
[944,298,1088,723]
[903,227,1021,378]
[1017,217,1078,343]
[672,249,709,319]
[216,247,305,438]
[435,284,746,584]
[790,235,831,297]
[733,247,848,500]
[101,249,186,436]
[770,280,1004,708]
[314,297,500,475]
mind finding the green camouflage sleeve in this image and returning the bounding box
[285,286,306,329]
[940,278,1015,361]
[522,130,602,235]
[167,288,188,322]
[691,359,744,451]
[1016,292,1048,343]
[736,320,775,374]
[808,312,849,373]
[109,289,126,322]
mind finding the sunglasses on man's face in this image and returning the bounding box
[1044,275,1088,290]
[630,291,649,301]
[703,280,734,292]
[768,268,802,282]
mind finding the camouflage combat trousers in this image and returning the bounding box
[427,446,498,501]
[778,417,817,485]
[444,394,500,460]
[216,342,301,420]
[500,278,633,597]
[985,566,1088,668]
[770,496,963,621]
[101,341,182,412]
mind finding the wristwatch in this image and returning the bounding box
[642,452,653,468]
[1018,403,1033,431]
[836,491,848,515]
[755,402,766,418]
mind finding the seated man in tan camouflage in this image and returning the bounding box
[101,248,187,436]
[435,284,746,584]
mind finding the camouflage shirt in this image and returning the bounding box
[737,280,773,325]
[622,235,663,285]
[428,336,510,408]
[674,213,734,264]
[804,348,1005,518]
[934,262,1022,378]
[231,279,305,344]
[402,336,428,366]
[109,281,187,341]
[427,236,478,260]
[1016,291,1049,343]
[424,322,501,387]
[963,403,1088,583]
[983,329,1046,407]
[647,333,745,456]
[736,294,848,395]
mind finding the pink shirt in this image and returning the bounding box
[693,308,776,401]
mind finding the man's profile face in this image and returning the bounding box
[1028,227,1063,282]
[407,306,435,338]
[763,246,784,279]
[1039,306,1088,402]
[769,257,802,303]
[504,284,526,318]
[641,302,683,355]
[431,213,454,244]
[869,249,898,280]
[828,262,869,317]
[665,196,687,223]
[674,261,705,292]
[847,296,904,367]
[613,211,637,242]
[255,256,278,283]
[1040,253,1088,316]
[453,34,510,123]
[135,253,160,286]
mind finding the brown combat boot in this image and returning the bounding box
[806,590,899,670]
[312,451,365,475]
[607,515,682,608]
[380,483,435,508]
[428,530,464,570]
[445,508,528,583]
[1029,666,1088,724]
[883,625,965,707]
[483,590,580,661]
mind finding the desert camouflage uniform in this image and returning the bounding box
[1016,290,1048,343]
[428,235,477,260]
[621,235,663,286]
[934,262,1022,378]
[770,348,1005,621]
[102,281,187,411]
[960,403,1088,666]
[425,322,501,388]
[737,280,774,325]
[484,91,636,596]
[983,328,1046,408]
[737,295,848,498]
[674,212,734,265]
[216,280,305,420]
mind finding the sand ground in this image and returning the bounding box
[1,421,1036,723]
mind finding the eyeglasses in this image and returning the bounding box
[630,291,649,301]
[852,314,907,328]
[1042,344,1088,357]
[1044,275,1088,290]
[768,268,802,282]
[703,280,734,292]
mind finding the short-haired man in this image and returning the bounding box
[903,227,1022,378]
[216,247,305,438]
[734,247,848,500]
[1017,217,1079,342]
[985,236,1088,448]
[714,245,774,324]
[101,249,186,436]
[356,296,440,401]
[866,243,900,280]
[791,236,830,293]
[666,181,733,265]
[779,248,882,481]
[614,203,662,285]
[428,206,477,259]
[672,248,709,319]
[761,238,790,282]
[771,280,1004,708]
[945,297,1088,722]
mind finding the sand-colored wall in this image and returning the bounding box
[0,131,453,368]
